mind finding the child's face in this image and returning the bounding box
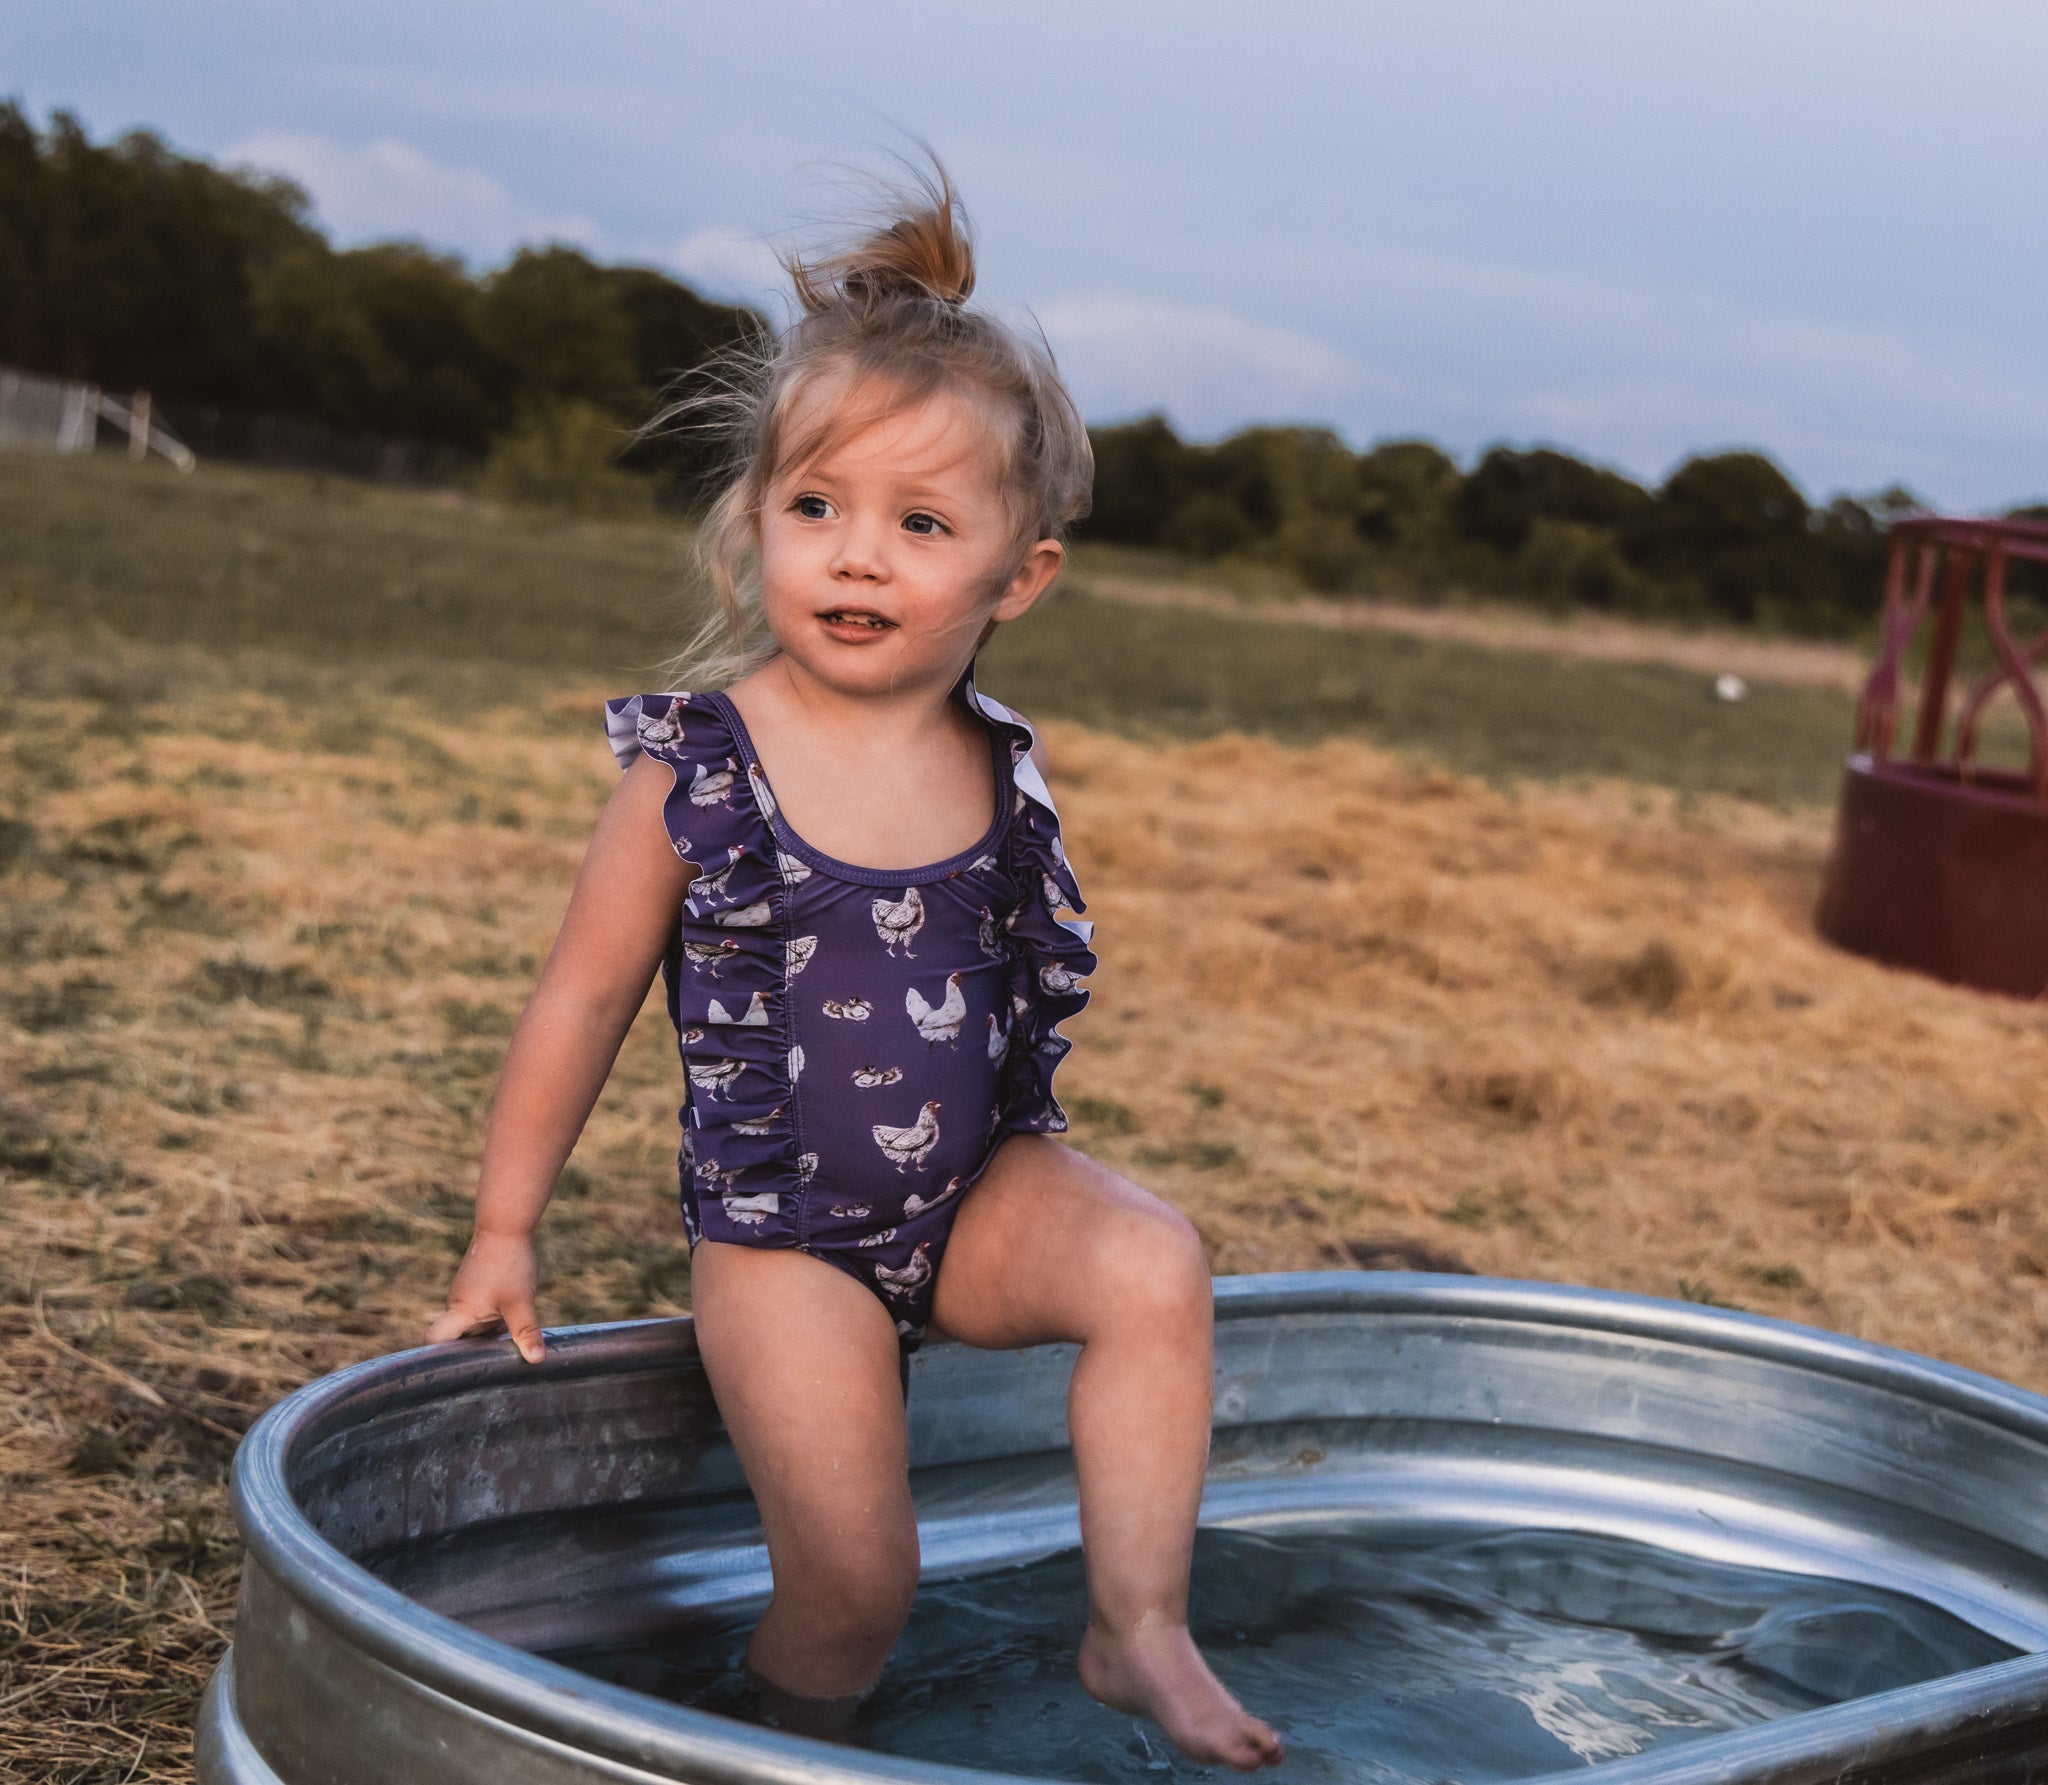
[757,383,1061,697]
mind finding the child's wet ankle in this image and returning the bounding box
[743,1663,867,1742]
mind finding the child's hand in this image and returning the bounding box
[425,1230,546,1363]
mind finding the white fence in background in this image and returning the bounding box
[0,364,196,470]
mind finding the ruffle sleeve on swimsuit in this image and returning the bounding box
[963,679,1098,1137]
[605,693,804,1223]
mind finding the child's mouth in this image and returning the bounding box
[817,607,897,638]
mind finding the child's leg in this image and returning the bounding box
[930,1136,1283,1771]
[689,1239,919,1726]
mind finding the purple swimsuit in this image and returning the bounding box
[604,668,1095,1349]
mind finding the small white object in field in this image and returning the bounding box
[1713,673,1749,703]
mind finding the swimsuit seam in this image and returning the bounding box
[779,872,812,1249]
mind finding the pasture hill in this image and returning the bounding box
[5,451,2048,1781]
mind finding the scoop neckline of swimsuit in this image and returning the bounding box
[703,680,1015,889]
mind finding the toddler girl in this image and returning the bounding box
[428,166,1283,1771]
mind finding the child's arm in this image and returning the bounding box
[426,754,692,1361]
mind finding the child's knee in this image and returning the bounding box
[1094,1205,1211,1332]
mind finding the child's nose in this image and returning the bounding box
[829,515,891,581]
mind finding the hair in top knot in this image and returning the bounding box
[656,152,1092,688]
[789,166,977,313]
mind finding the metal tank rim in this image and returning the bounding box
[210,1271,2048,1785]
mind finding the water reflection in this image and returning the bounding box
[557,1528,2017,1782]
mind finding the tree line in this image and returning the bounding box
[1087,418,1941,635]
[9,102,2020,634]
[0,104,755,487]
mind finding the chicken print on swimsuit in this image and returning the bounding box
[693,845,746,905]
[872,887,925,956]
[705,991,769,1027]
[602,666,1096,1348]
[906,973,967,1048]
[682,939,737,976]
[872,1100,942,1173]
[688,758,735,807]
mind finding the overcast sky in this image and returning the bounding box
[9,2,2048,508]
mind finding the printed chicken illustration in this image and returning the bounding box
[872,886,925,955]
[1038,961,1081,996]
[977,906,1003,958]
[721,1188,780,1226]
[730,1103,784,1136]
[746,764,777,816]
[705,990,769,1026]
[823,997,873,1021]
[683,938,739,975]
[776,849,812,884]
[872,1100,941,1172]
[903,1175,964,1217]
[785,935,817,975]
[856,1226,899,1248]
[853,1065,904,1088]
[692,845,746,905]
[788,1044,805,1080]
[986,1012,1010,1065]
[714,899,772,928]
[686,1057,744,1100]
[693,1156,739,1197]
[906,972,966,1047]
[638,698,686,749]
[874,1242,933,1301]
[688,757,736,807]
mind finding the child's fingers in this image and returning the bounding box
[424,1302,505,1345]
[502,1299,547,1364]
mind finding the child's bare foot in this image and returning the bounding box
[1079,1615,1284,1771]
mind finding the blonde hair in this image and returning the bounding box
[656,159,1093,687]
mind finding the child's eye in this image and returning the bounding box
[902,511,945,536]
[793,494,832,520]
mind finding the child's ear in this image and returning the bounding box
[990,539,1064,623]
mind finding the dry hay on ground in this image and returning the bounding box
[5,682,2048,1778]
[1053,728,2048,1368]
[1083,572,1878,694]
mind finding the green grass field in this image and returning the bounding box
[1,452,1863,805]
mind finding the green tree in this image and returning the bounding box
[1081,416,1197,546]
[479,246,639,416]
[0,105,317,401]
[480,399,655,517]
[1647,451,1809,557]
[600,262,759,489]
[1455,446,1652,554]
[1624,452,1818,624]
[253,243,502,446]
[1353,439,1461,550]
[601,263,758,396]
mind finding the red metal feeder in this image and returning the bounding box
[1816,514,2048,997]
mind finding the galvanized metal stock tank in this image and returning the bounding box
[198,1274,2048,1784]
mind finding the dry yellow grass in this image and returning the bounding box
[1082,571,1879,694]
[6,663,2048,1780]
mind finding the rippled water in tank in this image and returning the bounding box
[555,1528,2017,1784]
